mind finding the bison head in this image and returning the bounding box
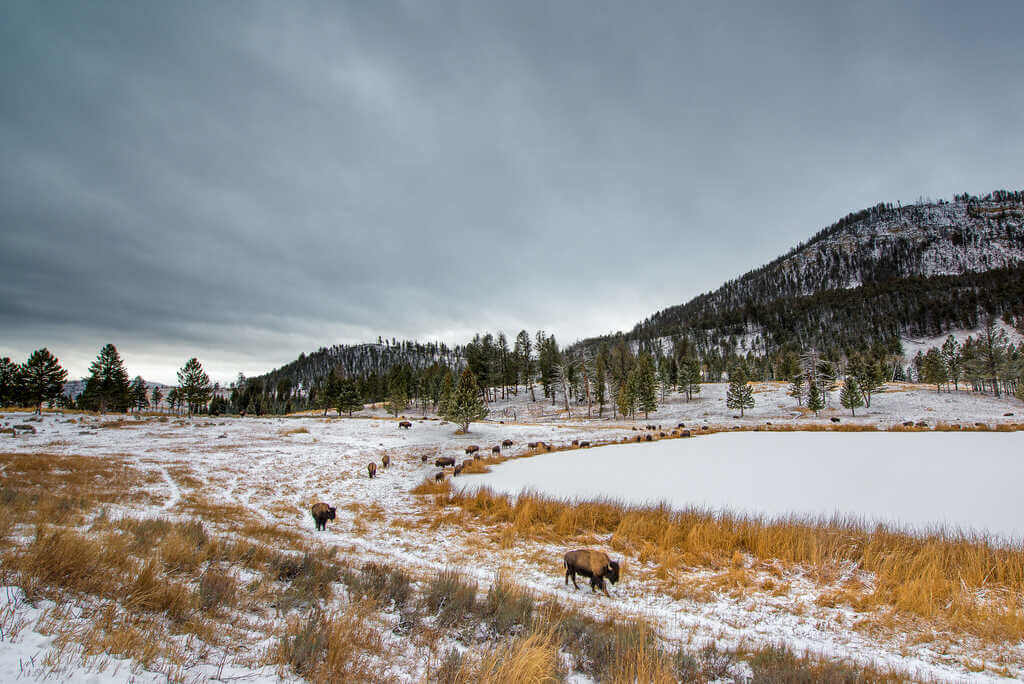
[327,506,337,520]
[606,560,620,585]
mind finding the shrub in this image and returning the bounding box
[423,569,477,628]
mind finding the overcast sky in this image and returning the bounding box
[2,2,1022,384]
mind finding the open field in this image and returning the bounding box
[0,381,1022,681]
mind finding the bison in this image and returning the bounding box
[465,445,480,455]
[564,549,620,598]
[571,439,579,447]
[830,417,840,423]
[677,423,685,429]
[434,471,445,482]
[491,445,501,454]
[435,456,456,467]
[367,462,377,478]
[381,453,390,469]
[644,434,653,441]
[398,421,412,429]
[310,502,336,531]
[501,439,513,447]
[527,441,538,448]
[453,463,464,476]
[421,454,428,463]
[579,441,590,447]
[681,429,691,437]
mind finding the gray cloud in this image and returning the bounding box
[2,1,1023,383]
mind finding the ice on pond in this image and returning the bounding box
[461,431,1024,542]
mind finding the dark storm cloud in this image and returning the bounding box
[2,1,1022,382]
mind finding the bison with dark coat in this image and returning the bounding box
[453,463,464,476]
[310,502,336,531]
[367,462,377,478]
[381,453,390,469]
[501,439,513,447]
[465,445,480,456]
[434,471,445,482]
[579,441,590,448]
[491,445,501,455]
[564,549,620,597]
[435,456,456,467]
[421,454,428,463]
[398,421,412,429]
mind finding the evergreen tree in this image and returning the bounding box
[921,347,947,392]
[177,358,212,416]
[635,354,658,419]
[806,381,825,416]
[840,376,864,415]
[437,371,454,417]
[940,336,963,391]
[594,349,607,417]
[20,348,67,414]
[129,376,149,412]
[1015,378,1024,404]
[616,371,636,419]
[336,377,363,416]
[0,357,19,407]
[441,367,488,433]
[853,358,885,408]
[725,366,754,417]
[678,357,702,401]
[151,386,163,411]
[387,380,408,417]
[788,373,804,406]
[83,344,131,413]
[965,315,1012,397]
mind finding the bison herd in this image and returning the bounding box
[308,421,628,599]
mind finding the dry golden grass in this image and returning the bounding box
[448,487,1024,643]
[264,603,385,682]
[279,426,310,436]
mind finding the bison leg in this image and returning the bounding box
[566,567,579,590]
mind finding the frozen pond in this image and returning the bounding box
[461,431,1024,541]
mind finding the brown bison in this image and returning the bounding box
[367,462,377,478]
[453,463,464,476]
[491,445,501,454]
[435,456,456,467]
[564,549,620,598]
[579,441,591,448]
[310,502,336,531]
[644,434,653,441]
[501,439,513,447]
[434,471,445,482]
[527,441,538,448]
[421,454,428,463]
[681,429,691,437]
[465,445,480,455]
[398,421,412,429]
[571,439,579,446]
[381,453,390,469]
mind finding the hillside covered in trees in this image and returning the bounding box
[576,190,1024,357]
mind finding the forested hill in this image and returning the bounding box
[250,339,463,395]
[578,190,1024,355]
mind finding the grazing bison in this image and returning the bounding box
[398,421,412,429]
[830,417,840,423]
[564,549,620,598]
[421,454,428,463]
[681,429,691,437]
[491,445,501,454]
[310,502,336,531]
[367,462,377,478]
[501,439,513,447]
[465,445,480,456]
[527,441,538,448]
[571,439,579,447]
[644,434,653,441]
[381,453,390,469]
[434,471,445,482]
[579,441,590,448]
[435,456,456,467]
[677,423,685,429]
[453,463,464,476]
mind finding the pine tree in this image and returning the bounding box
[725,366,754,417]
[0,357,19,407]
[840,376,864,415]
[129,376,149,412]
[437,371,454,417]
[616,373,635,419]
[594,350,607,417]
[20,348,67,414]
[442,367,488,433]
[336,377,363,416]
[83,344,131,413]
[854,359,885,408]
[921,348,947,392]
[1015,379,1024,404]
[788,373,804,406]
[151,386,163,411]
[678,357,701,401]
[177,358,212,417]
[636,354,658,419]
[387,381,408,417]
[940,335,963,391]
[806,381,825,416]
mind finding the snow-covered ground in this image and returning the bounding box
[1,384,1023,682]
[460,431,1024,541]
